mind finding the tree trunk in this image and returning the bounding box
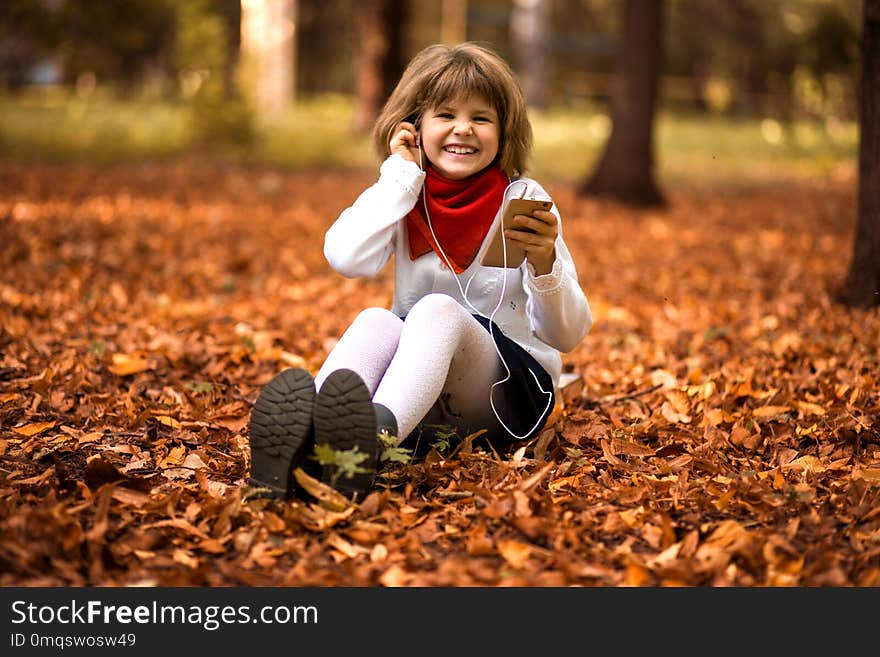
[239,0,296,117]
[839,0,880,308]
[579,0,665,206]
[353,0,408,132]
[511,0,550,109]
[735,0,767,117]
[679,0,710,113]
[441,0,468,45]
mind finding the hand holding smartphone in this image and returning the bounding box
[479,197,553,268]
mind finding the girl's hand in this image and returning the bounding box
[504,209,558,275]
[390,121,421,164]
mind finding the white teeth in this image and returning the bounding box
[444,146,476,154]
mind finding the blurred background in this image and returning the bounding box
[0,0,861,190]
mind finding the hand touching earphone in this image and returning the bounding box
[389,120,421,165]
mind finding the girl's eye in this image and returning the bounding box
[474,117,490,123]
[437,113,454,119]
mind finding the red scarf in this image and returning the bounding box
[406,165,509,274]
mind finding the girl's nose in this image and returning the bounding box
[453,120,473,135]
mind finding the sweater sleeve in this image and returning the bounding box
[522,192,593,353]
[324,154,425,278]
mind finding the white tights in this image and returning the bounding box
[314,293,505,442]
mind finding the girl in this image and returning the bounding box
[248,42,592,501]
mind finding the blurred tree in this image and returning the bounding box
[57,0,176,94]
[0,0,58,90]
[840,0,879,308]
[441,0,468,44]
[734,1,769,116]
[511,0,550,109]
[0,0,861,122]
[661,0,859,121]
[297,0,357,94]
[177,0,254,146]
[239,0,297,116]
[663,0,711,112]
[806,3,860,76]
[353,0,409,132]
[215,0,243,99]
[580,0,665,206]
[802,1,859,118]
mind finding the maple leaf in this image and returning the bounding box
[311,443,369,484]
[378,431,412,464]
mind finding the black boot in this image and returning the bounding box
[373,402,398,441]
[248,367,318,499]
[313,369,397,502]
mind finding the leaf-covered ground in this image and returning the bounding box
[1,161,878,586]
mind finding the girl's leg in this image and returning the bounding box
[372,293,505,440]
[314,307,403,393]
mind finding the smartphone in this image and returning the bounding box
[479,197,553,268]
[407,114,422,147]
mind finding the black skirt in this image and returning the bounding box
[398,311,556,451]
[471,314,556,443]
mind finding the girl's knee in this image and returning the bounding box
[353,306,403,330]
[407,293,466,322]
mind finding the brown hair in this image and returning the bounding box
[372,42,533,178]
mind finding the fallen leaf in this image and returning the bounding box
[153,415,181,429]
[12,421,55,437]
[497,539,532,568]
[783,456,825,474]
[753,405,791,418]
[108,353,151,376]
[293,467,351,511]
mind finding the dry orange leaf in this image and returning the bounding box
[619,507,643,528]
[77,431,104,445]
[160,445,186,467]
[854,468,880,482]
[753,405,791,418]
[379,565,410,587]
[370,544,388,563]
[110,487,151,508]
[795,401,826,416]
[12,421,56,437]
[783,456,825,474]
[172,549,200,569]
[651,368,678,389]
[280,350,308,368]
[661,400,692,424]
[293,467,351,512]
[547,473,583,493]
[153,415,181,429]
[327,533,368,559]
[623,562,651,587]
[108,353,151,376]
[497,539,532,569]
[610,437,654,457]
[701,408,724,427]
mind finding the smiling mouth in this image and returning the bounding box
[443,145,477,155]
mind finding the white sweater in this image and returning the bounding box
[324,154,592,389]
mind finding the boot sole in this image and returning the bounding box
[313,369,379,500]
[248,367,316,498]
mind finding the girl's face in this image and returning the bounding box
[419,94,500,180]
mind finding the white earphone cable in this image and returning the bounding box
[417,145,553,440]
